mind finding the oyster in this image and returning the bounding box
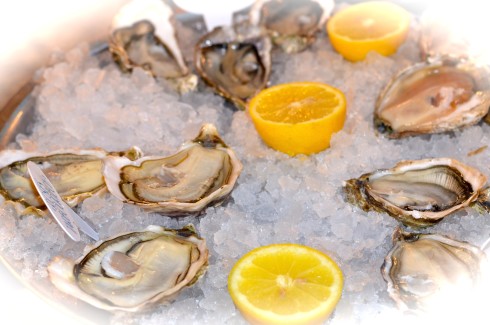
[343,158,487,227]
[248,0,334,53]
[0,147,142,216]
[375,58,490,138]
[381,228,486,313]
[110,0,197,93]
[477,187,490,212]
[48,224,208,311]
[103,124,242,215]
[194,25,271,109]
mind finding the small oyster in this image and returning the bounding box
[0,147,142,216]
[48,224,208,311]
[343,158,487,227]
[375,58,490,138]
[103,124,242,215]
[381,228,486,313]
[110,0,197,93]
[248,0,334,53]
[194,25,271,109]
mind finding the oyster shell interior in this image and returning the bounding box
[112,20,189,79]
[0,151,108,214]
[375,59,490,138]
[249,0,334,53]
[48,225,208,311]
[120,145,231,204]
[194,26,271,110]
[381,229,485,313]
[110,0,197,93]
[343,158,487,227]
[103,124,242,215]
[368,166,472,211]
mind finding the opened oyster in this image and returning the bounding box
[48,224,208,311]
[194,25,271,109]
[110,0,197,93]
[0,147,141,216]
[103,124,242,215]
[375,58,490,138]
[381,228,486,313]
[343,158,487,227]
[248,0,334,53]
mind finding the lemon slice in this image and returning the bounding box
[228,244,343,325]
[248,82,346,156]
[327,1,411,61]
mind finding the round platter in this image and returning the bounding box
[1,1,489,324]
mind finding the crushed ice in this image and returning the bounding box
[1,17,490,325]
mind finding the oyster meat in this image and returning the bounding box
[48,224,208,311]
[194,25,271,110]
[375,58,490,138]
[381,228,486,313]
[0,147,141,216]
[248,0,334,53]
[343,158,487,227]
[110,0,197,93]
[103,124,242,215]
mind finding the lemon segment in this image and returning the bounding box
[327,1,411,62]
[228,244,343,325]
[248,82,347,156]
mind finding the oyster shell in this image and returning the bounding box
[248,0,334,53]
[343,158,487,227]
[477,186,490,212]
[0,147,142,216]
[110,0,197,93]
[48,224,208,311]
[103,124,242,215]
[381,228,486,313]
[375,58,490,138]
[194,25,272,110]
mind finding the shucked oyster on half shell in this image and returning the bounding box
[343,158,487,227]
[374,58,490,138]
[0,147,142,216]
[381,228,486,313]
[103,124,242,215]
[109,0,197,93]
[248,0,334,53]
[194,25,272,110]
[48,224,208,312]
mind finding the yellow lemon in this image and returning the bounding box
[327,1,411,61]
[228,243,343,325]
[248,82,346,156]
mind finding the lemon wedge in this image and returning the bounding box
[327,1,411,61]
[228,243,343,325]
[248,82,347,156]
